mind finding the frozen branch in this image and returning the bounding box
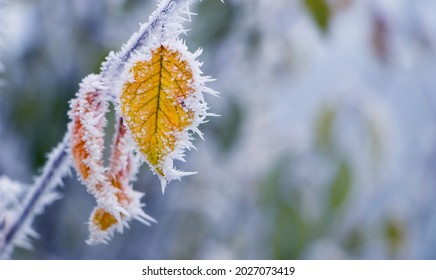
[0,0,207,258]
[0,134,71,259]
[101,0,193,80]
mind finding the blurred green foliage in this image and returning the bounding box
[190,0,237,48]
[329,160,352,210]
[209,97,244,154]
[9,86,70,169]
[260,158,354,258]
[315,105,336,153]
[384,218,406,258]
[259,158,306,259]
[303,0,331,33]
[258,101,410,259]
[344,227,364,255]
[259,105,358,259]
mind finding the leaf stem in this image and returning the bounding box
[101,0,188,79]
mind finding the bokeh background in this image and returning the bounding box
[1,0,436,259]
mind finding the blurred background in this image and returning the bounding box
[1,0,436,259]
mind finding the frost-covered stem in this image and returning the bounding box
[1,0,208,257]
[101,0,190,79]
[119,0,181,62]
[0,134,71,258]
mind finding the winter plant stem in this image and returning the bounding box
[0,0,209,258]
[0,135,71,258]
[0,0,196,258]
[118,0,179,63]
[102,0,185,79]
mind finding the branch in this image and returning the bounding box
[101,0,190,80]
[0,0,199,258]
[0,134,71,259]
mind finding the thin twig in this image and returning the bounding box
[0,135,70,258]
[101,0,184,79]
[0,0,194,259]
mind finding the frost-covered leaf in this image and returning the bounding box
[107,117,137,203]
[69,74,128,223]
[121,45,194,177]
[91,208,119,232]
[69,74,108,188]
[120,41,210,192]
[87,117,155,245]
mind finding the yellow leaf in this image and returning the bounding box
[120,45,195,179]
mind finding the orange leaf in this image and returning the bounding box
[92,208,118,231]
[70,99,91,180]
[69,75,107,188]
[69,75,128,235]
[87,117,155,245]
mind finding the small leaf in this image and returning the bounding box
[92,208,118,231]
[120,42,209,191]
[69,75,127,233]
[87,117,155,245]
[88,207,121,245]
[69,74,108,189]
